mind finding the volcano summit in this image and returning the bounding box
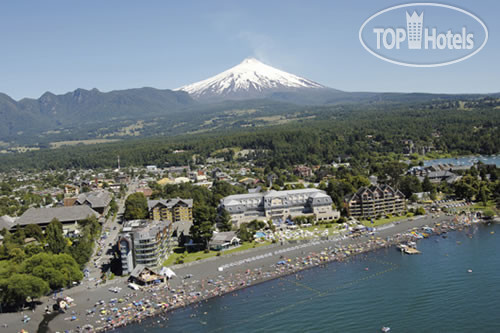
[177,58,327,101]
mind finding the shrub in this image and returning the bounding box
[483,208,495,219]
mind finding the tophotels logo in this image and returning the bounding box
[406,11,424,49]
[372,11,473,51]
[359,3,488,67]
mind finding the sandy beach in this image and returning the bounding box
[0,214,479,333]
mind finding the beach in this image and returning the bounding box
[0,213,483,333]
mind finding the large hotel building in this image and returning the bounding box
[220,189,339,227]
[345,185,406,219]
[148,198,193,222]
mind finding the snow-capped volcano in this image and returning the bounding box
[177,58,326,101]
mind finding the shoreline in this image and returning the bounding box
[92,215,480,333]
[0,214,484,333]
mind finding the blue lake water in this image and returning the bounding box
[117,223,500,333]
[424,155,500,167]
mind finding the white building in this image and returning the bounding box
[119,220,172,275]
[220,189,339,227]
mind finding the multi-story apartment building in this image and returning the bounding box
[346,185,406,219]
[220,189,339,227]
[118,220,172,275]
[148,198,193,222]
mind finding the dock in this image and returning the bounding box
[404,247,421,255]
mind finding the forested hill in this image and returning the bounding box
[0,87,195,141]
[0,98,498,172]
[0,84,497,147]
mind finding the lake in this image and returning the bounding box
[115,222,500,333]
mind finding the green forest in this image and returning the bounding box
[0,217,101,309]
[0,99,498,172]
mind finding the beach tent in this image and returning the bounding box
[159,267,176,279]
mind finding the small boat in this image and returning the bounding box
[381,327,391,332]
[397,244,408,252]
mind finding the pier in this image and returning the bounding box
[404,247,421,255]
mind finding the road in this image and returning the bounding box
[82,178,138,283]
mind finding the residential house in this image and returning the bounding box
[210,231,240,251]
[294,165,313,178]
[64,184,80,197]
[239,177,258,186]
[136,187,153,197]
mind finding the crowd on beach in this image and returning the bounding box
[44,213,480,333]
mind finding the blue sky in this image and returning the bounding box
[0,0,498,100]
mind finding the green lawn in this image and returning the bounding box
[163,241,271,267]
[360,215,409,227]
[301,224,343,234]
[470,201,496,211]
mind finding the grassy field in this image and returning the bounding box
[163,241,271,267]
[470,201,498,215]
[301,224,343,233]
[50,139,120,148]
[470,201,495,210]
[360,215,409,227]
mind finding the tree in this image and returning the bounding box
[22,253,83,290]
[415,207,426,215]
[238,224,253,242]
[479,185,489,206]
[217,209,232,232]
[422,176,434,192]
[24,224,44,242]
[69,238,93,268]
[0,274,49,308]
[45,219,67,254]
[8,248,26,264]
[189,220,214,249]
[124,192,148,220]
[454,175,480,201]
[108,198,118,218]
[78,216,101,239]
[399,175,422,198]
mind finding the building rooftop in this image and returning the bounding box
[0,215,15,231]
[76,190,112,209]
[210,231,239,245]
[134,220,170,241]
[16,206,99,226]
[222,188,324,205]
[148,198,193,210]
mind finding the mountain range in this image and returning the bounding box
[0,58,496,147]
